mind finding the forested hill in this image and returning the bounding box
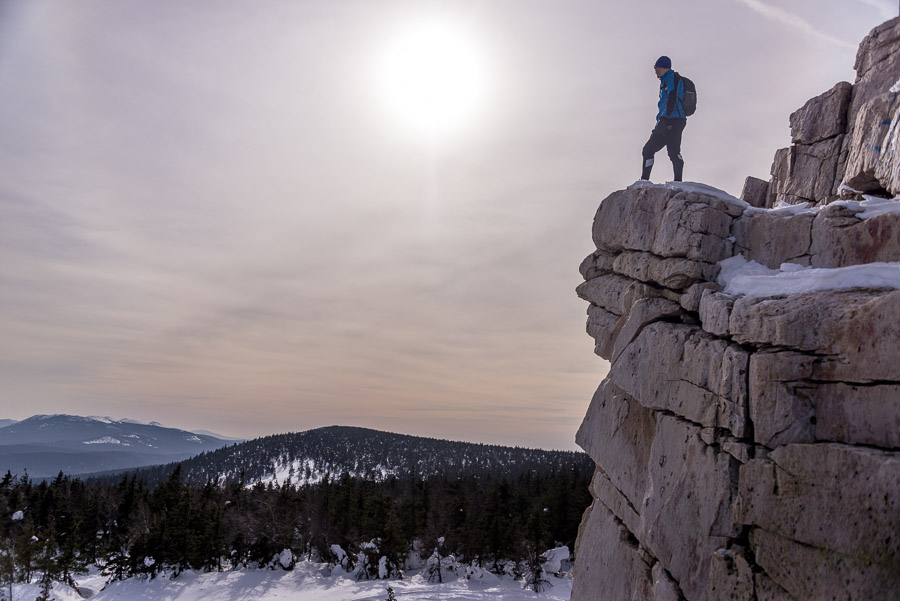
[101,425,593,487]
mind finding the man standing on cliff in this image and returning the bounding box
[641,56,686,182]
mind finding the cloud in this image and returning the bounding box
[735,0,857,49]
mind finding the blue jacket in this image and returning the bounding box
[657,69,685,120]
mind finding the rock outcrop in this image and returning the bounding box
[761,17,900,206]
[572,18,900,601]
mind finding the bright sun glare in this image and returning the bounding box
[376,18,488,141]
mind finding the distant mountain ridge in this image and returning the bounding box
[119,425,593,487]
[0,414,234,479]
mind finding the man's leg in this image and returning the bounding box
[641,122,667,180]
[665,119,686,182]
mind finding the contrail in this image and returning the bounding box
[857,0,896,21]
[735,0,857,50]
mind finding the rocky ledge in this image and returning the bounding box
[572,17,900,601]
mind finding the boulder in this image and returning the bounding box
[789,81,852,145]
[810,202,900,267]
[840,16,900,197]
[766,148,792,206]
[850,16,900,123]
[740,176,770,208]
[732,209,814,269]
[770,136,844,204]
[592,187,739,263]
[875,112,900,193]
[841,92,900,193]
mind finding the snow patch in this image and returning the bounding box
[541,546,570,575]
[717,255,900,296]
[330,545,347,566]
[278,549,293,569]
[12,510,23,521]
[8,560,574,601]
[83,437,125,446]
[627,180,748,208]
[746,199,817,216]
[88,416,117,424]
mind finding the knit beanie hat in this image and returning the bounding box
[654,56,672,69]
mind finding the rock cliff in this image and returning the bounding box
[572,18,900,601]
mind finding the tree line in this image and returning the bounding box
[0,462,591,593]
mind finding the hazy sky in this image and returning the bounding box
[0,0,894,450]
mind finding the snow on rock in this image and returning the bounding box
[717,255,900,296]
[627,179,749,209]
[278,549,293,569]
[841,194,900,219]
[330,544,347,568]
[541,547,570,575]
[11,510,23,521]
[464,562,499,583]
[745,199,816,216]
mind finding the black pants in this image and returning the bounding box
[641,118,686,181]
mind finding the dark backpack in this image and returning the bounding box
[673,72,697,116]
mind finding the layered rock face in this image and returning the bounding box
[572,19,900,601]
[749,17,900,208]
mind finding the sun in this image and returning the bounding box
[376,18,488,141]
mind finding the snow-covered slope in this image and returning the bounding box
[12,561,573,601]
[0,414,233,479]
[125,425,592,488]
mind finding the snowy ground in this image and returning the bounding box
[9,562,573,601]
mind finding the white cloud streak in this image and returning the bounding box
[858,0,897,21]
[735,0,857,49]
